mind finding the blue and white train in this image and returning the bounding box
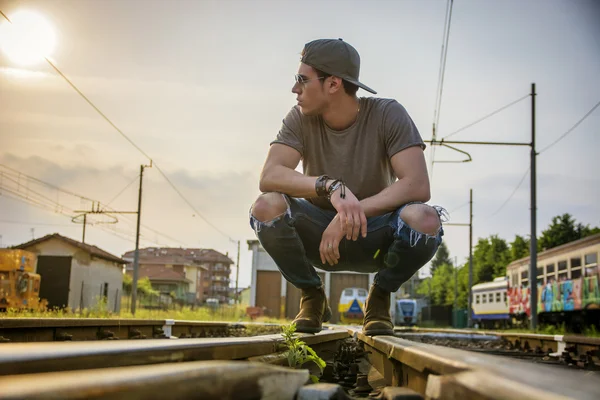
[471,277,509,328]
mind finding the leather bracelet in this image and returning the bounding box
[315,175,330,197]
[327,180,343,201]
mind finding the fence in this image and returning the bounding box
[78,282,121,314]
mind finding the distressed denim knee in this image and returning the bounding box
[374,203,447,292]
[249,194,322,289]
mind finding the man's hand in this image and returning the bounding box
[330,185,367,240]
[319,214,346,266]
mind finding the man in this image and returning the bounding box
[250,38,444,335]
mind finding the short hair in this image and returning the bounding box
[314,68,359,96]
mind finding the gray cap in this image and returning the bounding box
[301,38,377,94]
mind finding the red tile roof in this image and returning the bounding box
[136,266,192,283]
[122,247,233,265]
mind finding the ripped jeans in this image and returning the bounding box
[249,195,445,293]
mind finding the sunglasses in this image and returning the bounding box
[294,74,325,85]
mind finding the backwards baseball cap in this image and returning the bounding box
[301,38,376,94]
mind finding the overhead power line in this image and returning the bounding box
[430,0,454,177]
[487,167,530,218]
[539,99,600,154]
[441,94,530,141]
[0,164,186,247]
[0,8,235,244]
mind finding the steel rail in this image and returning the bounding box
[351,328,600,400]
[0,328,348,376]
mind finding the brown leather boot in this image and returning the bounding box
[292,286,332,333]
[362,284,394,336]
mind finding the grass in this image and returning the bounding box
[0,300,287,324]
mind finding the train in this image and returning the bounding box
[338,287,368,324]
[394,298,425,326]
[0,249,46,312]
[471,233,600,330]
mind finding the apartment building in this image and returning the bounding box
[122,247,234,305]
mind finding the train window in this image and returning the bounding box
[571,268,582,279]
[570,257,581,269]
[488,293,493,303]
[546,264,555,274]
[536,266,544,276]
[476,295,480,304]
[482,294,487,303]
[496,292,501,302]
[537,278,544,286]
[584,253,597,266]
[558,261,567,271]
[344,289,353,296]
[521,270,528,280]
[503,292,507,303]
[358,289,367,297]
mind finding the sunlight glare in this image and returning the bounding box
[0,10,56,66]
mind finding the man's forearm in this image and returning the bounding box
[259,165,323,198]
[360,177,430,217]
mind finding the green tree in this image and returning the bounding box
[509,235,530,261]
[122,274,159,296]
[473,235,510,283]
[417,264,456,306]
[430,241,452,275]
[539,214,600,250]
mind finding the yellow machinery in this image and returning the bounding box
[0,250,45,311]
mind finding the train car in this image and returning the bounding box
[471,277,510,328]
[0,249,45,311]
[506,233,600,331]
[394,299,420,326]
[338,287,368,324]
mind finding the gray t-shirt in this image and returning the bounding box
[272,97,424,210]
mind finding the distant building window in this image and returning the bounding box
[584,253,597,266]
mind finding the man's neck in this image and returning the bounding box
[321,96,360,131]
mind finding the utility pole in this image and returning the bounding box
[82,214,87,244]
[453,256,458,311]
[235,240,240,304]
[426,83,538,329]
[442,189,473,327]
[75,163,152,315]
[131,163,150,315]
[468,189,473,328]
[530,83,538,330]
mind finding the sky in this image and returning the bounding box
[0,0,598,288]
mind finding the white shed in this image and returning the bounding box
[16,233,125,312]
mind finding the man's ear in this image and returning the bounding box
[328,76,343,94]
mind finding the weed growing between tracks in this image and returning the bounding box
[281,323,326,383]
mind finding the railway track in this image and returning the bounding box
[0,320,599,399]
[394,327,600,371]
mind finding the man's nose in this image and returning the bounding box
[291,82,301,94]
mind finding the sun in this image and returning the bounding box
[0,10,56,66]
